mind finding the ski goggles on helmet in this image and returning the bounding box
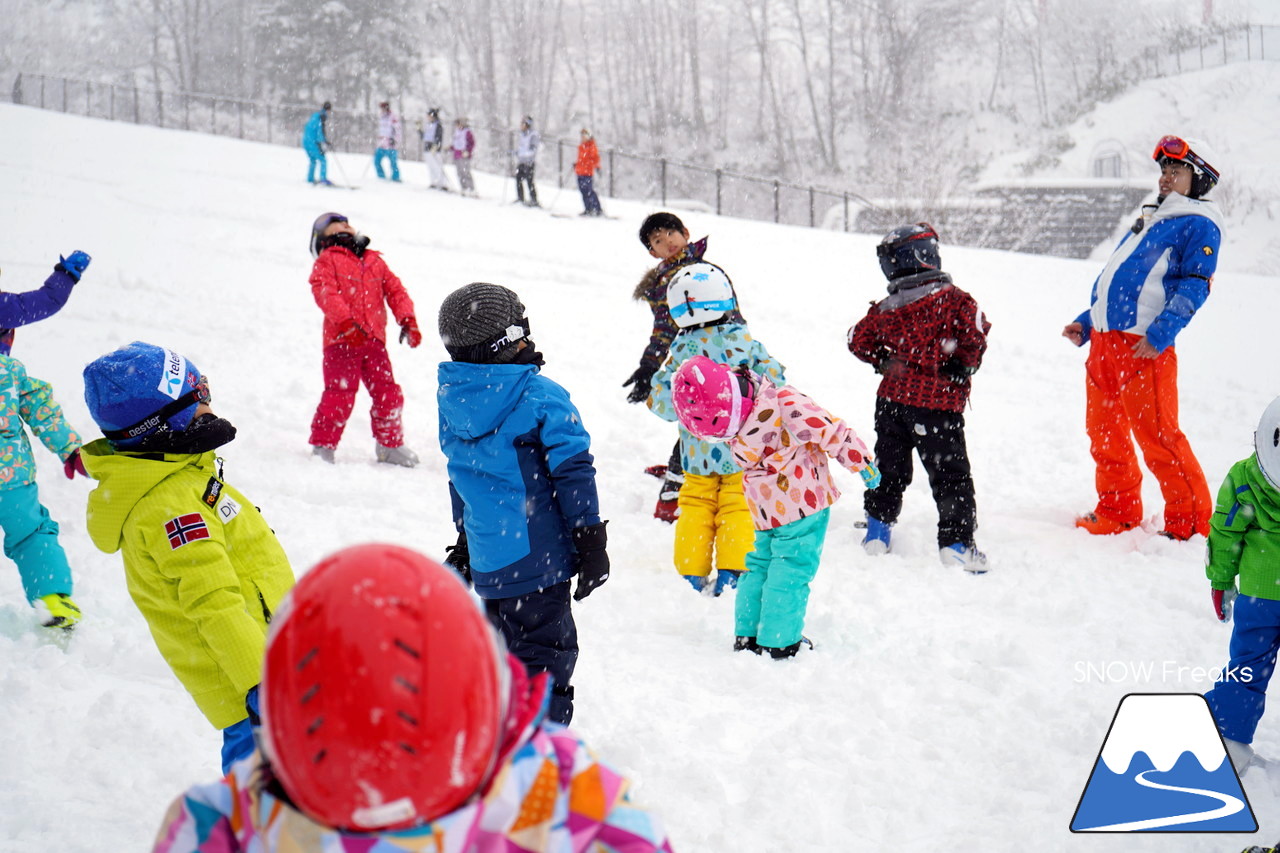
[312,212,348,233]
[101,376,210,442]
[1151,135,1219,180]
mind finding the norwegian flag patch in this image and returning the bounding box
[165,513,210,550]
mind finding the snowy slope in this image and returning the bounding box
[1,103,1278,852]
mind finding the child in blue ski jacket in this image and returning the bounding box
[436,283,610,726]
[0,352,87,629]
[647,261,785,595]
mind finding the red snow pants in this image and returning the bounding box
[309,338,405,449]
[1084,330,1211,538]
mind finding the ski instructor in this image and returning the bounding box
[303,101,332,186]
[1063,134,1223,542]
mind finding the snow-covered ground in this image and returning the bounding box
[0,101,1277,851]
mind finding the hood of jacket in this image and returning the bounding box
[80,437,220,554]
[437,361,539,440]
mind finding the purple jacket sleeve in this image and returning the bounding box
[0,266,77,328]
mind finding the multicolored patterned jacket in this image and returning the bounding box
[631,237,746,372]
[728,381,873,530]
[0,354,80,490]
[647,322,785,476]
[152,723,675,852]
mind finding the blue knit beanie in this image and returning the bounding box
[83,342,204,447]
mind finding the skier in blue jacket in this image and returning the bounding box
[0,251,91,354]
[436,282,610,726]
[302,102,332,186]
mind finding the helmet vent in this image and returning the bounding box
[1273,427,1278,448]
[397,710,419,727]
[300,683,319,704]
[394,638,421,659]
[398,742,418,755]
[312,747,327,765]
[296,647,318,671]
[306,715,324,735]
[394,675,420,694]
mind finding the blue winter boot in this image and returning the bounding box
[862,516,892,556]
[682,575,708,592]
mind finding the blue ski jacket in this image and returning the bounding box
[302,110,327,151]
[1075,193,1223,353]
[438,361,601,599]
[0,265,79,355]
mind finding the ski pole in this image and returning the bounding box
[331,152,354,188]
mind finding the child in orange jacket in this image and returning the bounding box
[307,212,422,467]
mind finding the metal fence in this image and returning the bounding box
[1140,23,1279,77]
[9,71,880,232]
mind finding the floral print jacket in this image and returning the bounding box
[0,354,80,489]
[728,381,872,530]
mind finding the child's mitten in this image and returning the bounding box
[1213,587,1237,623]
[860,461,882,490]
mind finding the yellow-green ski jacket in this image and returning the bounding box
[81,439,294,729]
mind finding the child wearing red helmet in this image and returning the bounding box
[151,544,674,852]
[671,356,879,658]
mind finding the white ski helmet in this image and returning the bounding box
[666,262,735,329]
[1256,396,1280,489]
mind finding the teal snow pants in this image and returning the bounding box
[0,483,72,602]
[735,508,830,650]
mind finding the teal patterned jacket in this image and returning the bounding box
[647,322,785,476]
[0,354,80,489]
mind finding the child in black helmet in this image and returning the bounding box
[847,223,992,572]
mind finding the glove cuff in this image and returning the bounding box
[572,521,608,552]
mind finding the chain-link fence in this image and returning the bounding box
[1141,23,1280,78]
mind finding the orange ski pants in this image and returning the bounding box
[1084,330,1211,538]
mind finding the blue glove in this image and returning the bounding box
[713,569,742,596]
[860,461,882,490]
[58,251,91,281]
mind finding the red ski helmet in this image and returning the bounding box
[671,355,756,441]
[261,544,509,831]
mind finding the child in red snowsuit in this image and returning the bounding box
[307,212,422,467]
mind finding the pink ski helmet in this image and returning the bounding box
[671,355,755,440]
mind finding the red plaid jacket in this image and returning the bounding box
[848,273,990,412]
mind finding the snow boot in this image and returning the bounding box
[764,636,814,659]
[311,445,335,463]
[682,575,707,592]
[940,543,989,574]
[713,569,742,596]
[1075,512,1134,535]
[734,636,761,654]
[1225,738,1255,774]
[37,593,81,630]
[862,515,892,555]
[375,443,419,468]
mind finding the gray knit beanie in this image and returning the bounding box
[438,283,529,364]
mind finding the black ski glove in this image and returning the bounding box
[572,522,610,601]
[622,364,657,404]
[940,356,978,383]
[444,530,471,586]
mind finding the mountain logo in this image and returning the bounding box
[1071,693,1257,833]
